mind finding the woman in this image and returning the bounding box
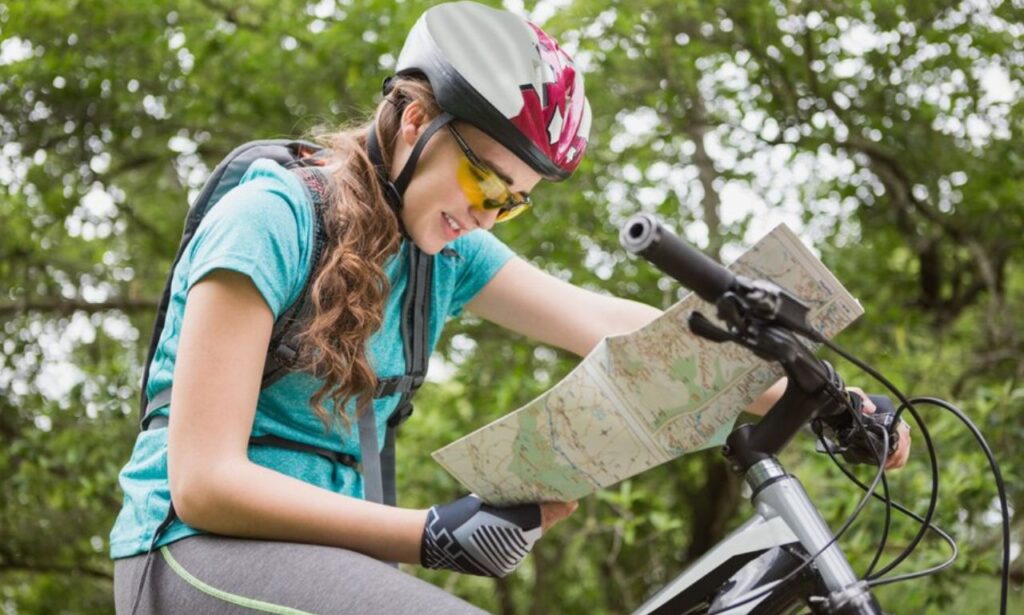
[110,2,909,613]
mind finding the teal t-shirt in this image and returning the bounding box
[109,159,515,559]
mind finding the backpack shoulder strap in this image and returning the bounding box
[368,242,434,506]
[259,166,331,389]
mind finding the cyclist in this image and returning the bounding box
[109,2,910,613]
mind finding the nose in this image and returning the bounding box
[471,206,501,231]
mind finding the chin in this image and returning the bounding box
[405,230,445,256]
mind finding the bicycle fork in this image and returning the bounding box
[746,458,881,614]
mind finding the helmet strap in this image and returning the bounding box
[366,124,405,217]
[366,111,455,215]
[393,111,454,195]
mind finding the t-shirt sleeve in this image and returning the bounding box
[185,180,309,320]
[447,229,516,318]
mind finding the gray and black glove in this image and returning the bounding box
[420,494,542,577]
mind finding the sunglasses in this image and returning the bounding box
[448,124,531,223]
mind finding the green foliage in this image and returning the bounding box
[1,0,1021,612]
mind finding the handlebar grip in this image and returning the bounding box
[619,214,736,304]
[868,394,895,414]
[846,412,899,465]
[816,394,900,465]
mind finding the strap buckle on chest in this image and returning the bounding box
[375,374,426,398]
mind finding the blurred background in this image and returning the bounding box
[1,0,1021,612]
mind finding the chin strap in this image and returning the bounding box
[366,111,455,221]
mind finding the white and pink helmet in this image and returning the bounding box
[391,1,592,181]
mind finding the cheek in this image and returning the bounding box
[404,168,463,219]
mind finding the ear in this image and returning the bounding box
[399,101,428,146]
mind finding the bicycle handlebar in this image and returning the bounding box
[618,214,899,469]
[619,214,736,304]
[816,394,901,466]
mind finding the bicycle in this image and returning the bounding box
[618,214,1011,615]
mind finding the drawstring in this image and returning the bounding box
[129,502,177,615]
[128,549,155,615]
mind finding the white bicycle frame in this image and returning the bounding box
[634,458,874,615]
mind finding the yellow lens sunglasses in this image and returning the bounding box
[448,124,531,222]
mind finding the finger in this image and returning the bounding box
[553,500,578,519]
[540,501,577,533]
[847,387,875,413]
[884,427,911,469]
[885,449,908,470]
[899,428,912,463]
[857,390,877,414]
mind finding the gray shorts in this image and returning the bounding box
[113,534,489,614]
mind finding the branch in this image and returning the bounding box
[195,0,257,31]
[740,33,804,120]
[0,297,158,318]
[528,546,550,615]
[803,25,822,101]
[681,457,741,565]
[105,153,163,180]
[493,575,515,615]
[194,0,316,48]
[685,91,724,261]
[116,198,176,252]
[844,135,970,240]
[754,132,803,148]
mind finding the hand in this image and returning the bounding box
[421,495,542,577]
[847,387,912,470]
[540,500,578,533]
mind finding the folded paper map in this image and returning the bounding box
[433,224,863,505]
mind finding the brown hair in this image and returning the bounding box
[294,76,441,430]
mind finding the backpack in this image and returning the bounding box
[125,140,437,614]
[138,139,433,508]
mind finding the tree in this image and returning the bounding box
[1,0,1020,612]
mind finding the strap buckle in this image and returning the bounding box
[387,402,415,428]
[375,373,426,398]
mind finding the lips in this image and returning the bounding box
[441,211,463,240]
[448,212,472,229]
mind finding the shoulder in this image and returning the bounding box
[186,159,317,318]
[209,158,314,229]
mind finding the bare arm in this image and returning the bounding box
[167,269,426,563]
[465,256,662,357]
[745,379,788,416]
[465,257,778,409]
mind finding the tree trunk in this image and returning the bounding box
[685,91,724,261]
[682,456,742,564]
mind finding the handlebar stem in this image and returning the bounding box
[723,324,850,473]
